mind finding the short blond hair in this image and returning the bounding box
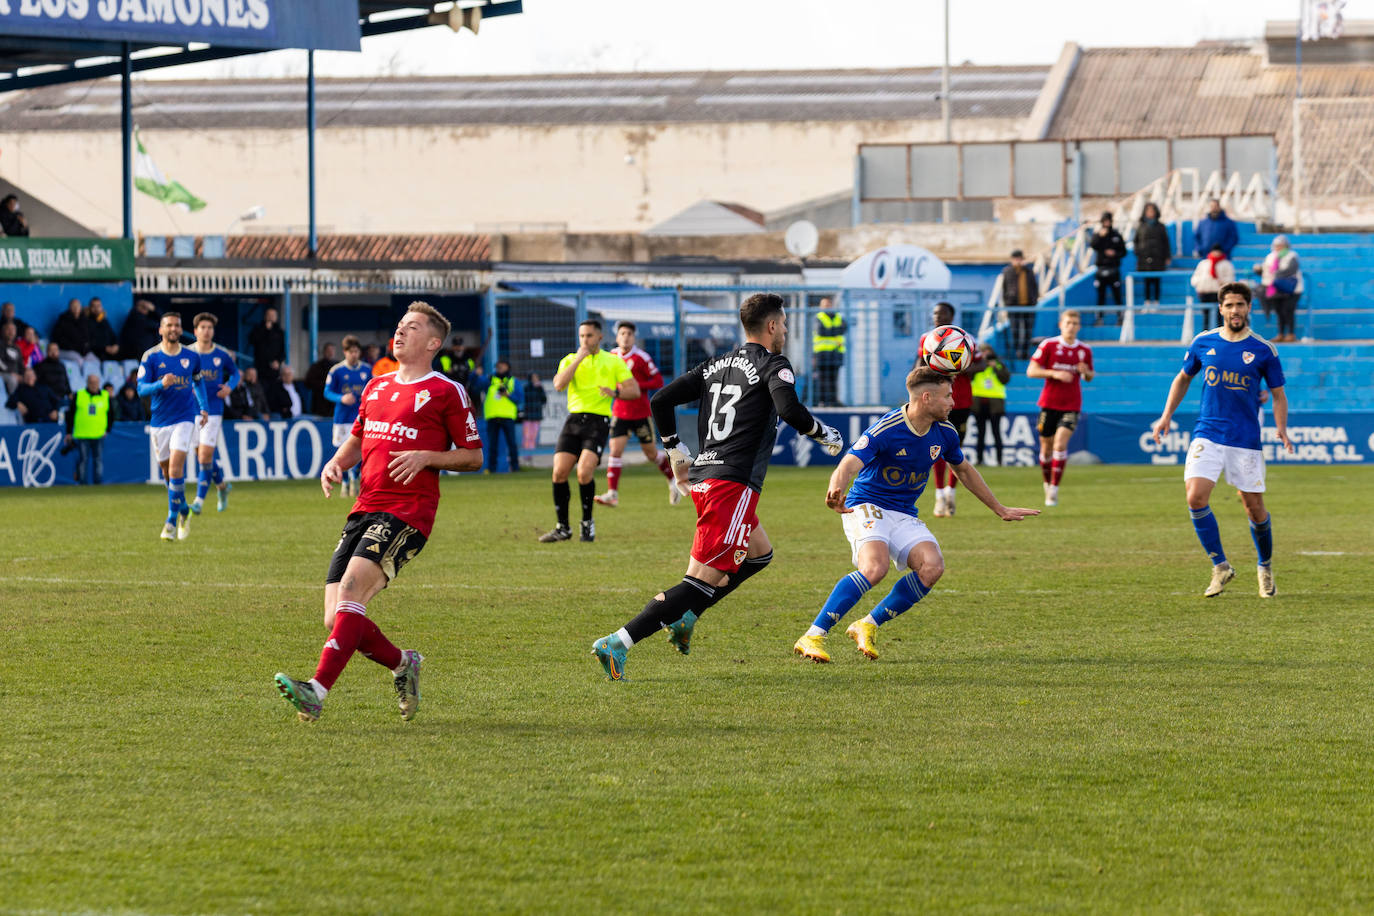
[406,301,451,342]
[1061,309,1082,323]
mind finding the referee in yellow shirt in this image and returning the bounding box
[539,318,640,542]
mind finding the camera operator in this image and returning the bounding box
[482,359,522,473]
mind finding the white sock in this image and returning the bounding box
[805,625,826,637]
[393,656,409,675]
[861,614,877,626]
[308,678,328,699]
[614,627,634,648]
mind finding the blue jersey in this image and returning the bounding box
[325,361,372,425]
[192,345,240,417]
[845,407,966,515]
[1182,328,1284,450]
[138,345,207,427]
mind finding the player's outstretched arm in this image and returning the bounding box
[1151,371,1194,444]
[950,459,1040,521]
[650,371,705,438]
[616,377,641,401]
[1270,385,1294,453]
[825,454,863,513]
[321,435,362,497]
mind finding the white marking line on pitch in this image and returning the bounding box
[1297,550,1348,556]
[1,575,643,593]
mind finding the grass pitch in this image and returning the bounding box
[3,464,1373,914]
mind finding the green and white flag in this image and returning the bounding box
[134,131,206,212]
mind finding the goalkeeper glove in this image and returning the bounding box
[807,423,844,457]
[662,434,693,466]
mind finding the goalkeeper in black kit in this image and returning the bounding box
[591,292,844,680]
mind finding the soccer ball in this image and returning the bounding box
[919,325,975,375]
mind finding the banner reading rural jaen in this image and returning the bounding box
[0,238,134,281]
[0,0,360,52]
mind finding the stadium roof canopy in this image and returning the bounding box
[0,1,523,92]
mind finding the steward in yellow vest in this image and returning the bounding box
[65,374,112,485]
[811,297,846,406]
[970,343,1012,467]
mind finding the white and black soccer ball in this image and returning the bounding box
[918,325,975,375]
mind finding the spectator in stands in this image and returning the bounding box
[114,377,147,422]
[51,298,88,363]
[363,343,381,366]
[1257,235,1303,342]
[481,359,522,473]
[120,298,161,359]
[811,297,846,406]
[520,371,547,465]
[1000,249,1039,363]
[305,341,337,417]
[248,307,286,382]
[64,373,112,485]
[0,194,29,237]
[0,302,28,338]
[1133,202,1170,307]
[1190,245,1235,305]
[1193,198,1239,260]
[441,335,476,385]
[372,339,400,376]
[83,297,120,362]
[227,365,269,420]
[1090,212,1126,324]
[268,364,306,419]
[6,366,59,422]
[18,325,42,369]
[35,341,71,402]
[0,320,22,393]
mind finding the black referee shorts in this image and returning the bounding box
[555,412,611,460]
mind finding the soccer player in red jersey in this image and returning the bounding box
[594,321,683,508]
[928,301,982,517]
[1026,309,1094,507]
[274,302,483,722]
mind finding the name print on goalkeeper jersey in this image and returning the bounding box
[687,342,801,491]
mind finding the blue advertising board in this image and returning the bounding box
[3,411,1371,488]
[0,0,360,52]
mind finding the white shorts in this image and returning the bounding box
[333,423,354,447]
[1185,436,1266,493]
[192,414,223,450]
[151,421,195,462]
[842,504,939,568]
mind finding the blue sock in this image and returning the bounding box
[166,479,181,523]
[1190,506,1227,565]
[870,572,931,625]
[211,460,224,487]
[1250,513,1273,566]
[170,477,187,516]
[196,473,210,503]
[811,571,872,632]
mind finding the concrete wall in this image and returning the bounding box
[0,116,1024,239]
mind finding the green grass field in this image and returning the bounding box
[4,463,1374,914]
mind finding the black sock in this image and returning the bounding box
[624,577,716,644]
[553,480,570,527]
[580,480,595,521]
[698,551,772,619]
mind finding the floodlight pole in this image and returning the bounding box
[940,0,952,224]
[121,43,133,240]
[307,49,318,363]
[1292,6,1304,233]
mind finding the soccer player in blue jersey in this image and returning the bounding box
[136,312,209,541]
[794,367,1039,662]
[1152,282,1294,598]
[323,335,372,496]
[188,313,239,514]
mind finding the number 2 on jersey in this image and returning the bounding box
[708,382,742,440]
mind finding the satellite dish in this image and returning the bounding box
[784,220,819,258]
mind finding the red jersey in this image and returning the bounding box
[610,345,664,421]
[1031,336,1093,411]
[349,370,482,537]
[951,373,974,409]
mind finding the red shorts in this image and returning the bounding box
[690,478,760,573]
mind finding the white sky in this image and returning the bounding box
[147,0,1374,81]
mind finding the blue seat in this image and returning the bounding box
[102,360,127,387]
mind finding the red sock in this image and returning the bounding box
[606,457,622,492]
[948,476,957,491]
[654,451,674,481]
[358,620,402,670]
[313,603,368,690]
[1041,460,1052,483]
[933,460,947,488]
[1050,458,1067,486]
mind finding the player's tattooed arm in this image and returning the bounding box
[950,460,1040,521]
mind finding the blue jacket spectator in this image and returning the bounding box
[6,367,60,423]
[1194,200,1239,258]
[114,378,147,422]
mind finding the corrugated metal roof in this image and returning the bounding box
[0,66,1048,132]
